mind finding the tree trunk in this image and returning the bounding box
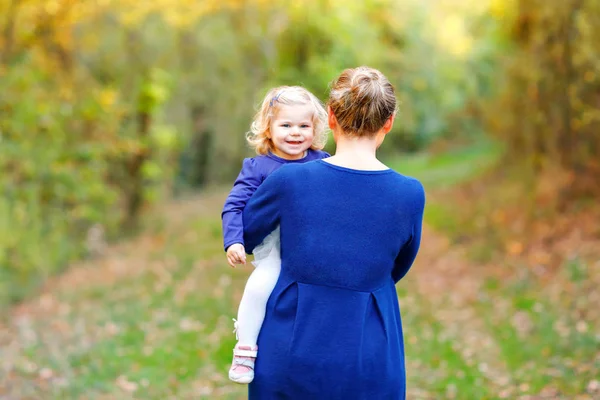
[190,105,214,187]
[1,0,18,65]
[125,110,151,227]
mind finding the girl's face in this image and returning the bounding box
[269,103,315,160]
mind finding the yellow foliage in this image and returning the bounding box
[98,88,119,109]
[436,14,473,58]
[489,0,517,19]
[44,0,60,14]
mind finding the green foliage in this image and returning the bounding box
[0,9,180,306]
[169,0,507,180]
[2,0,598,306]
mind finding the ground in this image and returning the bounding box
[0,189,598,400]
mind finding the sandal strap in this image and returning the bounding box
[232,318,239,340]
[233,357,255,368]
[233,348,258,357]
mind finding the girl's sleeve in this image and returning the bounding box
[392,182,426,283]
[221,158,262,251]
[242,169,284,254]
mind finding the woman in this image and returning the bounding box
[242,66,425,399]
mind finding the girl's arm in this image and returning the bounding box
[221,158,263,251]
[242,168,284,254]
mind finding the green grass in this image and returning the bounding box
[386,139,503,189]
[1,195,249,399]
[477,265,599,397]
[401,294,495,399]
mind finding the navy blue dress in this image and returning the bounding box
[242,160,425,399]
[221,150,330,251]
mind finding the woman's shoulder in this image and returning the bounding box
[388,172,426,211]
[390,171,424,190]
[260,160,321,186]
[270,158,324,175]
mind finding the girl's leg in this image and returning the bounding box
[235,256,281,347]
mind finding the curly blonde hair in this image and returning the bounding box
[328,66,398,138]
[247,86,328,155]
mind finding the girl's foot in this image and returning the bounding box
[228,345,258,384]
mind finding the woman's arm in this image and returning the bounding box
[392,181,425,283]
[221,158,263,251]
[242,169,284,254]
[392,218,423,283]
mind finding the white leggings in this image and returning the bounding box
[235,229,281,348]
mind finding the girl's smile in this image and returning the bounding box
[270,103,315,160]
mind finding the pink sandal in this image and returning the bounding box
[229,344,258,384]
[229,319,258,384]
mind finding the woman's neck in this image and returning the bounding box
[325,134,388,171]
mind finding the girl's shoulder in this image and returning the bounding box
[237,155,272,181]
[308,149,331,160]
[241,154,273,168]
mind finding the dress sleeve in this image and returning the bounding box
[221,158,263,251]
[392,182,426,283]
[242,169,284,254]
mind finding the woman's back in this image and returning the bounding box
[279,160,423,290]
[243,160,424,399]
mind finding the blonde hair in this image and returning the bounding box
[328,66,397,138]
[247,86,328,155]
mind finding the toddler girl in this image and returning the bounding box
[221,86,330,384]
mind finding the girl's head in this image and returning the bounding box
[247,86,328,160]
[328,66,397,139]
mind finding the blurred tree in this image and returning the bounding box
[0,0,218,303]
[486,0,600,203]
[3,0,597,305]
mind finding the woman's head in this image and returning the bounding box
[247,86,328,159]
[328,66,397,138]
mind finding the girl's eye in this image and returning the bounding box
[301,125,310,128]
[282,124,290,128]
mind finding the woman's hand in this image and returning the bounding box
[226,243,247,268]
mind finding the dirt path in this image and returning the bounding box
[406,227,512,397]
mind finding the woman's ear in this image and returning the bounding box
[328,106,338,130]
[382,114,395,135]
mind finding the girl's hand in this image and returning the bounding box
[226,243,247,268]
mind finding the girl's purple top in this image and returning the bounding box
[221,149,330,251]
